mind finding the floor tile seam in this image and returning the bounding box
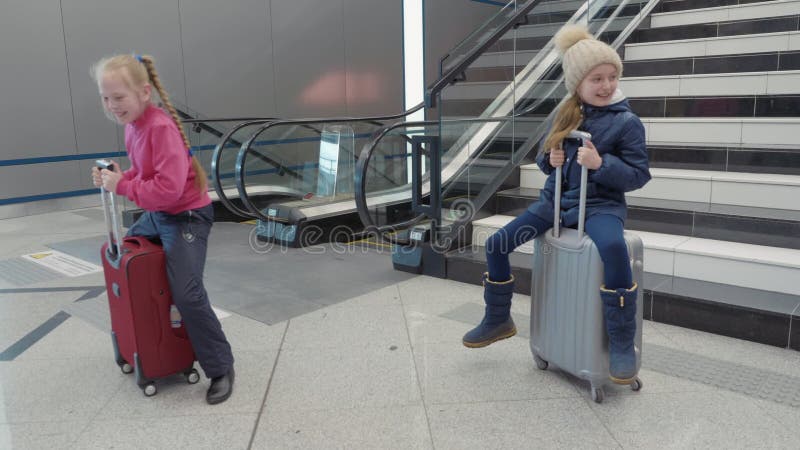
[13,232,104,238]
[577,388,626,449]
[247,319,290,450]
[422,394,586,407]
[69,376,127,448]
[395,283,437,450]
[11,356,115,364]
[278,343,412,353]
[0,418,88,426]
[73,411,260,424]
[257,403,429,415]
[278,334,415,351]
[298,302,406,315]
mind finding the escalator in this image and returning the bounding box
[212,0,657,254]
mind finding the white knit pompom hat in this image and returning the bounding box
[555,24,623,94]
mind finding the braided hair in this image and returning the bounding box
[92,54,207,191]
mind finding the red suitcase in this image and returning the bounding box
[98,163,198,396]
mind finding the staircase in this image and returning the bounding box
[447,0,800,349]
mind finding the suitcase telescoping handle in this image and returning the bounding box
[552,130,591,239]
[97,159,123,261]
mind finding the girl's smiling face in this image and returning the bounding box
[99,69,151,125]
[576,63,619,107]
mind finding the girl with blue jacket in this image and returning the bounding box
[463,25,651,384]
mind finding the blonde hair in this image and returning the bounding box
[543,94,582,153]
[91,54,207,192]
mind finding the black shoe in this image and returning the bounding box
[206,368,235,405]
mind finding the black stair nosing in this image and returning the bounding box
[441,99,557,117]
[649,145,800,176]
[629,95,800,119]
[628,15,800,44]
[492,30,623,53]
[484,32,624,57]
[623,50,800,77]
[444,245,800,349]
[654,0,777,14]
[496,186,800,222]
[464,65,562,84]
[441,96,800,119]
[510,144,800,177]
[524,2,648,26]
[651,290,793,348]
[493,189,800,249]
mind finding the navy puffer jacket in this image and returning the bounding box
[529,92,650,227]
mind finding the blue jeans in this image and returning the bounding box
[485,210,632,289]
[127,204,234,379]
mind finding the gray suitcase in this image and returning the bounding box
[529,131,643,403]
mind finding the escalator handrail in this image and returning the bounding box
[232,103,425,223]
[426,0,543,108]
[211,118,277,218]
[355,0,656,243]
[208,118,337,218]
[355,116,521,246]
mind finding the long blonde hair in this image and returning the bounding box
[91,54,207,192]
[542,94,582,153]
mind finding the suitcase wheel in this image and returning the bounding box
[630,377,643,392]
[120,363,133,374]
[591,386,604,404]
[185,368,200,384]
[143,383,157,397]
[533,355,548,371]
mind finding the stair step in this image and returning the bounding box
[470,214,800,295]
[654,0,783,15]
[520,166,800,211]
[448,70,800,101]
[629,14,800,44]
[621,70,800,97]
[649,0,800,28]
[625,30,800,61]
[624,50,800,77]
[642,117,798,148]
[495,186,800,249]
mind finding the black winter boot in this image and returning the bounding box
[601,283,638,384]
[463,273,516,348]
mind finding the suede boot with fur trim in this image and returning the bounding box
[463,273,516,348]
[601,283,638,383]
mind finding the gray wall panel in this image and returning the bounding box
[180,0,276,118]
[272,0,348,118]
[425,0,497,87]
[62,0,186,156]
[0,162,83,199]
[1,0,490,214]
[343,0,403,116]
[0,2,76,160]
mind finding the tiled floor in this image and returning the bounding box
[2,207,800,449]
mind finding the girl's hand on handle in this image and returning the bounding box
[577,140,602,170]
[99,160,122,193]
[549,148,565,167]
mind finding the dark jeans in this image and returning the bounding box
[485,210,632,289]
[127,203,234,379]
